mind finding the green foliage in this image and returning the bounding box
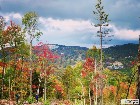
[22,11,42,41]
[22,12,38,28]
[74,99,84,105]
[108,78,118,86]
[0,16,6,46]
[44,100,50,105]
[104,43,138,68]
[16,43,30,57]
[27,96,35,104]
[93,0,110,23]
[86,46,101,61]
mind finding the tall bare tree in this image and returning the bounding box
[93,0,111,104]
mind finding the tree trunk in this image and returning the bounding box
[136,66,140,99]
[29,38,33,97]
[136,35,140,99]
[94,59,98,105]
[1,46,6,99]
[89,88,92,105]
[1,66,5,99]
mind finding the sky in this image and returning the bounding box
[0,0,140,48]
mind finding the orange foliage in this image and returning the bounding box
[81,58,95,78]
[129,84,136,99]
[109,85,117,95]
[93,73,106,80]
[103,87,110,97]
[120,82,128,89]
[83,58,95,72]
[53,79,64,95]
[54,84,63,92]
[81,70,87,77]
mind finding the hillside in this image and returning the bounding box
[103,43,138,68]
[51,43,138,68]
[52,45,88,67]
[0,43,137,68]
[104,43,138,60]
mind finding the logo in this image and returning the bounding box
[121,99,139,104]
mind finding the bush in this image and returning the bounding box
[44,100,50,105]
[27,96,35,104]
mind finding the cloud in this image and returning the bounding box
[115,29,139,40]
[1,12,22,24]
[13,13,22,19]
[103,0,140,29]
[0,0,92,19]
[1,12,139,48]
[37,17,99,47]
[109,24,139,40]
[38,17,139,47]
[1,0,140,30]
[39,17,95,32]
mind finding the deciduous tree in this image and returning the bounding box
[22,12,42,97]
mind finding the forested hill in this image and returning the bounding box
[52,43,138,60]
[52,45,88,67]
[103,43,138,60]
[51,43,138,67]
[1,43,138,67]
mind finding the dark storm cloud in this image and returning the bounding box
[0,0,93,19]
[1,0,140,29]
[102,0,140,29]
[0,0,140,47]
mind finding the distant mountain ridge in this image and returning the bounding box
[103,43,138,68]
[51,43,138,59]
[104,43,138,60]
[0,43,138,68]
[51,43,138,67]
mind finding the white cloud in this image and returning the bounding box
[39,17,96,32]
[37,17,99,47]
[38,17,140,47]
[1,12,22,23]
[4,15,10,22]
[13,13,22,19]
[115,29,139,40]
[110,24,139,40]
[1,12,139,47]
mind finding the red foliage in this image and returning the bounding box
[32,85,37,89]
[131,60,137,65]
[109,86,116,95]
[16,65,20,70]
[94,73,106,79]
[54,84,63,93]
[46,70,52,75]
[81,70,87,77]
[3,21,21,43]
[92,86,101,95]
[110,86,115,91]
[129,87,133,95]
[83,58,95,72]
[120,82,128,89]
[94,73,100,79]
[39,66,55,78]
[81,58,96,78]
[0,62,7,67]
[34,42,59,61]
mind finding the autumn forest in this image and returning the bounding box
[0,0,140,105]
